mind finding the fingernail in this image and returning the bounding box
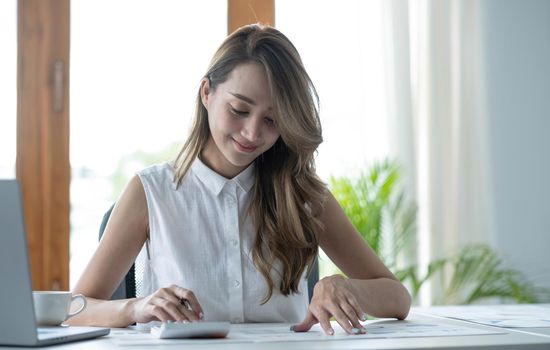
[360,327,367,334]
[352,328,360,334]
[361,313,368,321]
[199,312,204,320]
[289,325,296,332]
[328,328,334,335]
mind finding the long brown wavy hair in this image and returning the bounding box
[173,24,326,302]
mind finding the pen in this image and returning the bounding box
[180,297,204,320]
[180,298,192,310]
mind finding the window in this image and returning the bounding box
[70,0,227,287]
[276,0,390,181]
[0,0,16,179]
[277,0,390,277]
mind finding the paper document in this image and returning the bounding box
[419,304,550,328]
[109,319,503,346]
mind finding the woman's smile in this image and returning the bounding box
[232,138,258,153]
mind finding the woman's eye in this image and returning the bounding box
[264,117,275,125]
[230,107,248,116]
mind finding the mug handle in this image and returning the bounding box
[66,294,87,319]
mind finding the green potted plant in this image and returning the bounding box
[328,160,547,305]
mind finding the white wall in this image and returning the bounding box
[482,0,550,298]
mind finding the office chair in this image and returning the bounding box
[99,205,319,301]
[98,204,135,300]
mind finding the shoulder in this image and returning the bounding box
[137,162,177,191]
[108,175,149,236]
[137,162,175,179]
[120,175,147,211]
[317,190,352,242]
[319,190,340,216]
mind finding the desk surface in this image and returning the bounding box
[1,309,549,349]
[519,327,550,336]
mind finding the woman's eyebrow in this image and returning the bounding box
[229,92,273,111]
[229,92,256,105]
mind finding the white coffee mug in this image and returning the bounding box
[32,291,87,326]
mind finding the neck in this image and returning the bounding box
[200,137,245,179]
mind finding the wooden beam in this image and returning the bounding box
[17,0,70,291]
[228,0,275,34]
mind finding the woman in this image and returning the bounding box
[70,24,411,335]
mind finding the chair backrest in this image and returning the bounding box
[98,204,136,299]
[98,204,319,302]
[307,257,319,302]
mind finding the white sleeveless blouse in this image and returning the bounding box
[135,159,309,323]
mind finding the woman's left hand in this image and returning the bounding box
[291,275,367,335]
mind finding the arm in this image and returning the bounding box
[67,175,148,327]
[67,175,202,327]
[293,191,411,334]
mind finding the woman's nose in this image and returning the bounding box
[242,117,262,142]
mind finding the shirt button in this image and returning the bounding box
[233,280,240,288]
[226,197,235,205]
[230,239,238,246]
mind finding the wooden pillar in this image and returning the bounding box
[228,0,275,34]
[17,0,70,291]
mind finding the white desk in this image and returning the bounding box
[1,309,550,349]
[415,304,550,339]
[519,328,550,336]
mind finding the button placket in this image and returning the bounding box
[224,182,244,323]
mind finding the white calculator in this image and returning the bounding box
[150,321,230,339]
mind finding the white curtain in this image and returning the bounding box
[383,0,493,305]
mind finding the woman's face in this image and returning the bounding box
[200,62,280,178]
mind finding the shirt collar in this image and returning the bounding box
[191,157,255,196]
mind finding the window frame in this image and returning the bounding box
[17,0,274,291]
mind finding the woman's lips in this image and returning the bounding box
[232,138,257,153]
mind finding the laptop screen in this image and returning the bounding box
[0,180,39,345]
[0,180,110,346]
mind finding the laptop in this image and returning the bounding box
[0,179,110,346]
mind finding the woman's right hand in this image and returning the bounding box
[131,285,204,323]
